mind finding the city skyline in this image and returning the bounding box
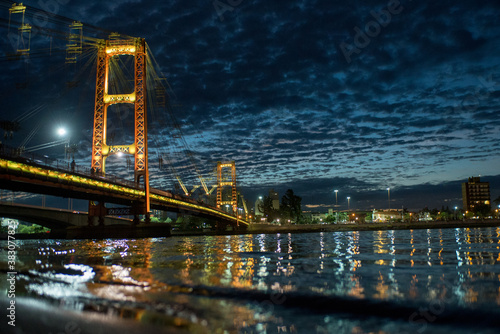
[1,0,499,211]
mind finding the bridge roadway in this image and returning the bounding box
[0,202,133,229]
[0,157,248,229]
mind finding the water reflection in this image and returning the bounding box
[2,227,500,332]
[135,228,500,307]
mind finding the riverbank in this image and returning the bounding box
[1,223,172,240]
[243,219,500,234]
[168,219,500,237]
[4,219,499,239]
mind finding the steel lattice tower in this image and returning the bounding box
[89,37,149,223]
[216,161,237,214]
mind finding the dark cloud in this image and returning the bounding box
[1,0,499,211]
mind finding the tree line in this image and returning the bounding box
[257,189,304,224]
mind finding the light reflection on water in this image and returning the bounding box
[1,227,500,333]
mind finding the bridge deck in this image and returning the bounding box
[0,157,248,227]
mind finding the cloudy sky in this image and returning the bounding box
[1,0,499,211]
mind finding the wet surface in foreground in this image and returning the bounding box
[2,227,500,333]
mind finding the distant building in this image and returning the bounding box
[254,196,264,217]
[372,209,403,222]
[308,212,328,222]
[462,176,490,211]
[269,189,280,210]
[418,211,433,222]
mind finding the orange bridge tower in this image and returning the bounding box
[216,161,237,214]
[89,37,149,225]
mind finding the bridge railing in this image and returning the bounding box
[0,144,139,189]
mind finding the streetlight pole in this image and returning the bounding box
[347,196,350,211]
[334,190,338,223]
[57,127,74,210]
[387,188,390,210]
[454,206,457,220]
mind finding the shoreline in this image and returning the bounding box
[3,219,499,240]
[171,219,500,236]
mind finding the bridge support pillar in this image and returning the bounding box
[132,213,150,225]
[88,201,106,226]
[216,161,237,214]
[131,201,150,225]
[216,221,227,233]
[89,37,150,223]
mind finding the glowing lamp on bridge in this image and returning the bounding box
[57,127,67,136]
[103,93,136,104]
[105,46,136,54]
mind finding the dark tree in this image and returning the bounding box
[0,120,20,139]
[280,189,302,224]
[258,196,279,222]
[473,203,491,218]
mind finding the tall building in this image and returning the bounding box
[269,189,280,210]
[255,196,264,217]
[462,176,491,211]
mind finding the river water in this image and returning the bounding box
[1,227,500,333]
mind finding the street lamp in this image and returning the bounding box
[57,127,67,136]
[57,126,73,210]
[57,127,69,152]
[24,126,70,154]
[334,190,339,223]
[454,206,458,220]
[387,188,390,210]
[347,196,351,211]
[57,126,78,162]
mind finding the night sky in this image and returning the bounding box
[1,0,499,212]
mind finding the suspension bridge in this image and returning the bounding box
[0,2,250,233]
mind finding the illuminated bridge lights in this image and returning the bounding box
[103,144,135,156]
[105,46,136,55]
[0,158,143,198]
[0,158,248,226]
[149,194,245,224]
[103,93,136,104]
[216,161,237,213]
